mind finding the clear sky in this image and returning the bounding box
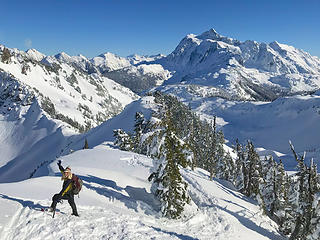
[1,0,319,58]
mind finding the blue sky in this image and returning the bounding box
[1,0,319,58]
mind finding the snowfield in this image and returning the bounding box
[0,146,284,240]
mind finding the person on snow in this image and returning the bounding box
[49,160,79,216]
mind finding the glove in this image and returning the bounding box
[57,160,62,166]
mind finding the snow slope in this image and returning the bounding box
[0,98,75,182]
[0,146,284,240]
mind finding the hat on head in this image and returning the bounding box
[64,166,71,173]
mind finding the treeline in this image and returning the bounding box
[113,91,320,239]
[114,91,231,219]
[232,140,320,239]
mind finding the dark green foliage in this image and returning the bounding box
[152,91,226,175]
[149,122,191,219]
[245,141,262,197]
[83,138,89,149]
[258,156,289,228]
[133,112,145,152]
[233,140,262,197]
[284,142,320,240]
[113,129,133,151]
[233,139,247,191]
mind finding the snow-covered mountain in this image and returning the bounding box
[103,63,171,93]
[91,52,132,73]
[0,45,139,132]
[156,29,320,101]
[127,53,166,65]
[90,52,171,94]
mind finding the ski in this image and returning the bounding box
[40,207,65,218]
[40,207,55,218]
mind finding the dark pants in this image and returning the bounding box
[51,193,78,215]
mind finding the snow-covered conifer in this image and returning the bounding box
[245,141,262,197]
[233,139,246,191]
[113,129,133,151]
[133,111,145,153]
[148,119,191,219]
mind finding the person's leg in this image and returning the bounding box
[50,194,60,210]
[50,194,68,211]
[67,194,79,216]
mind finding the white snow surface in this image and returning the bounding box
[0,146,284,240]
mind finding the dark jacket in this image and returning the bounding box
[58,165,74,197]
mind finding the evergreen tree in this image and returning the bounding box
[133,112,145,153]
[148,121,191,219]
[258,156,289,227]
[273,160,290,228]
[287,141,318,239]
[233,139,246,191]
[215,130,229,180]
[223,151,236,182]
[307,159,320,239]
[258,156,276,214]
[113,129,133,151]
[83,138,89,149]
[245,141,262,197]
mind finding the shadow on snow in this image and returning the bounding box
[150,226,199,240]
[79,175,160,215]
[0,194,47,211]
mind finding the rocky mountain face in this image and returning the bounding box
[92,52,171,93]
[155,29,320,101]
[0,45,139,133]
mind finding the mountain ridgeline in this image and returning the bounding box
[2,28,320,133]
[155,29,320,101]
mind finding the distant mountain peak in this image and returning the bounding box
[197,28,221,40]
[25,48,46,62]
[54,51,72,61]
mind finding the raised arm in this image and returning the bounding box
[57,160,65,173]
